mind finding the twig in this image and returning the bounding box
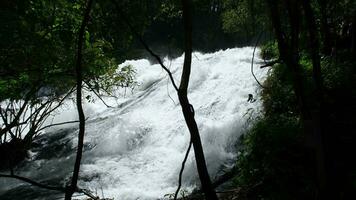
[251,31,266,89]
[84,81,113,108]
[101,186,104,199]
[77,188,100,200]
[0,173,99,199]
[193,53,200,60]
[0,173,65,192]
[166,59,177,105]
[215,188,241,194]
[260,59,280,68]
[174,139,192,200]
[37,120,80,132]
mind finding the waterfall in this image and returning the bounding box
[0,47,267,200]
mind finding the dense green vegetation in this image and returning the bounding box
[0,1,137,172]
[234,46,356,200]
[233,2,356,197]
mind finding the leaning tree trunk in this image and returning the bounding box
[64,0,93,199]
[178,0,218,200]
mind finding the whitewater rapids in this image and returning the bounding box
[0,47,267,200]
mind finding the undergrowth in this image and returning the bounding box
[233,41,356,199]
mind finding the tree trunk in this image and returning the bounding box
[301,0,323,95]
[266,0,327,198]
[65,0,93,199]
[301,0,331,198]
[178,93,218,200]
[268,0,308,118]
[179,0,218,199]
[317,0,332,55]
[352,11,356,58]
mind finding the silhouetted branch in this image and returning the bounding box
[174,139,192,200]
[0,98,30,137]
[83,81,113,108]
[251,31,266,89]
[212,166,239,188]
[37,120,80,132]
[77,188,100,200]
[110,0,179,92]
[0,173,100,199]
[0,173,65,192]
[260,59,280,68]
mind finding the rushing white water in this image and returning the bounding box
[0,47,267,200]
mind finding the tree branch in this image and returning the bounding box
[37,120,80,132]
[260,59,280,68]
[0,173,99,199]
[174,139,192,200]
[251,31,266,89]
[0,173,65,192]
[110,0,179,92]
[0,98,30,137]
[77,188,100,200]
[83,81,113,108]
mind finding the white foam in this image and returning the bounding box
[0,47,267,199]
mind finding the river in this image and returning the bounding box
[0,47,267,200]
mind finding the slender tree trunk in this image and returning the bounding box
[64,0,93,199]
[110,1,217,198]
[352,11,356,57]
[301,0,323,94]
[268,0,308,118]
[317,0,332,55]
[301,1,331,198]
[179,0,218,199]
[266,0,327,198]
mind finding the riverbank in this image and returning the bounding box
[208,42,356,200]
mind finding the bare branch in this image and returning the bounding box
[77,188,100,200]
[251,31,266,89]
[83,81,113,108]
[174,139,192,200]
[0,98,30,137]
[0,173,65,192]
[110,0,179,92]
[37,120,79,132]
[0,173,100,200]
[24,86,76,134]
[260,59,280,68]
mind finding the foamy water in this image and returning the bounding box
[0,47,267,200]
